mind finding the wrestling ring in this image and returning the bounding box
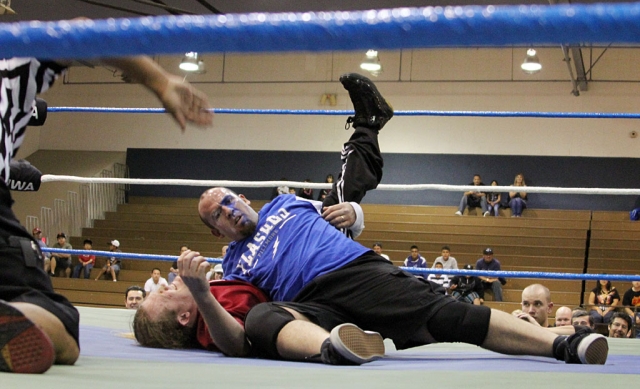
[2,2,640,387]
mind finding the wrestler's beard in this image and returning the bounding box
[238,219,257,239]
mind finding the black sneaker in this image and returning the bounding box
[340,73,393,132]
[553,326,608,364]
[319,323,384,365]
[0,300,55,373]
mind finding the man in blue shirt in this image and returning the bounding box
[475,248,507,302]
[138,74,608,368]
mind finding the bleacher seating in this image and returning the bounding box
[53,197,637,320]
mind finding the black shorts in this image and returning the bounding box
[274,253,457,350]
[0,182,79,346]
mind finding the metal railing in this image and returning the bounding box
[26,163,129,243]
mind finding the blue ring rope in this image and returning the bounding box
[2,3,640,59]
[48,107,640,119]
[44,248,639,281]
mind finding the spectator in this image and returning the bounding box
[288,188,296,195]
[403,245,427,268]
[454,174,488,217]
[125,286,146,310]
[72,239,95,279]
[608,312,632,338]
[486,180,501,217]
[450,264,483,305]
[432,245,458,270]
[508,173,528,217]
[317,174,334,201]
[211,264,224,280]
[372,242,390,261]
[622,279,640,331]
[554,306,573,327]
[519,284,553,327]
[475,248,506,302]
[206,245,229,280]
[50,232,72,278]
[271,177,289,200]
[572,310,595,329]
[588,279,620,324]
[32,227,51,272]
[426,262,450,289]
[94,240,122,282]
[144,268,169,294]
[168,245,190,284]
[297,179,314,200]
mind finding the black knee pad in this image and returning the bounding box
[427,302,492,345]
[245,302,296,359]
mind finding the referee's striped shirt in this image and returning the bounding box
[0,58,65,183]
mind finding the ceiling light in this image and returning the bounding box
[360,50,382,77]
[179,52,201,72]
[521,48,542,74]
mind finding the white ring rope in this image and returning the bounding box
[41,174,640,196]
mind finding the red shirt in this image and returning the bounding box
[78,254,96,265]
[196,280,269,351]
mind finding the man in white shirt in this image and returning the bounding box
[144,268,168,294]
[432,246,458,270]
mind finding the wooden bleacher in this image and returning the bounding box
[54,197,636,319]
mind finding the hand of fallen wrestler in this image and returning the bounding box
[160,75,213,130]
[322,202,356,229]
[177,250,211,296]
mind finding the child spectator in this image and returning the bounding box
[72,239,95,279]
[372,242,391,261]
[426,262,451,290]
[432,245,458,270]
[450,264,483,305]
[487,180,501,217]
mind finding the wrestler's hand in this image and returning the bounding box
[159,75,213,130]
[516,312,540,326]
[177,250,211,296]
[322,202,356,229]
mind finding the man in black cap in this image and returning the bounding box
[450,264,483,305]
[475,248,506,302]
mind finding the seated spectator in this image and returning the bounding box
[554,306,573,327]
[622,279,640,334]
[168,244,190,284]
[206,245,229,280]
[572,309,595,329]
[372,242,390,261]
[508,173,528,217]
[144,268,169,294]
[210,264,224,280]
[288,187,296,195]
[486,180,501,217]
[450,264,483,305]
[271,177,289,200]
[125,286,146,309]
[454,174,488,217]
[475,248,506,302]
[50,232,72,278]
[608,312,632,338]
[72,239,95,279]
[32,227,51,272]
[432,245,458,270]
[403,245,427,268]
[588,279,620,324]
[317,174,334,201]
[94,239,122,282]
[519,284,553,327]
[426,262,450,289]
[297,179,314,200]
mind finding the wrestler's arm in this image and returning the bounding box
[178,251,251,357]
[54,56,213,130]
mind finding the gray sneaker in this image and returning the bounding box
[320,323,385,365]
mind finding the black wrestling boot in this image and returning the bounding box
[340,73,394,132]
[552,325,608,364]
